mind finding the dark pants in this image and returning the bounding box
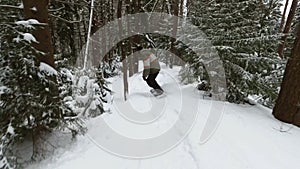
[146,72,163,91]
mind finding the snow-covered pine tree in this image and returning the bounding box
[0,1,32,168]
[51,0,113,118]
[0,1,86,168]
[0,6,63,168]
[189,0,283,105]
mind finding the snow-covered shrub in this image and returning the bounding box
[179,64,207,85]
[101,55,121,78]
[179,66,197,85]
[59,68,111,119]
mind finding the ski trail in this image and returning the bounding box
[172,108,201,169]
[26,65,300,169]
[105,66,203,168]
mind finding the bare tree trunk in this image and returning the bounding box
[117,0,129,100]
[31,126,51,161]
[125,0,134,77]
[121,47,129,101]
[23,0,55,67]
[132,0,141,74]
[186,0,191,16]
[72,6,82,65]
[179,0,184,16]
[107,0,114,61]
[49,12,60,56]
[170,0,179,68]
[279,0,290,32]
[273,23,300,126]
[278,0,298,58]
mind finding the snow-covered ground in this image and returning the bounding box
[27,65,300,169]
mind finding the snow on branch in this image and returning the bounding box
[0,86,10,95]
[0,4,23,9]
[39,62,58,76]
[15,19,46,28]
[23,33,38,43]
[13,33,38,44]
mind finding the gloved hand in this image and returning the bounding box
[142,76,147,81]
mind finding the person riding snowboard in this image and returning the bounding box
[137,46,164,96]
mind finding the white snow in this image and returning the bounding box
[0,158,8,169]
[0,86,9,94]
[26,65,300,169]
[22,33,38,43]
[7,123,15,135]
[18,2,24,9]
[39,62,57,76]
[30,7,37,12]
[12,36,22,43]
[280,0,292,18]
[16,19,42,28]
[60,68,74,81]
[13,33,38,43]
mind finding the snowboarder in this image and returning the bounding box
[137,46,164,96]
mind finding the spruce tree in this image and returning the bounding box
[0,0,86,167]
[188,0,283,105]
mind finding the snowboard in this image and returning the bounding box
[150,89,166,98]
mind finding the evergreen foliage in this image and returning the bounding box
[285,2,300,58]
[49,0,90,66]
[187,0,284,105]
[0,1,108,168]
[0,0,297,167]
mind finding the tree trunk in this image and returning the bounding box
[125,0,134,77]
[179,0,184,16]
[121,48,129,101]
[23,0,55,67]
[23,1,60,159]
[106,0,114,62]
[31,126,50,161]
[279,0,290,33]
[273,23,300,126]
[170,0,179,68]
[186,0,190,16]
[277,0,298,59]
[132,0,141,74]
[117,0,129,100]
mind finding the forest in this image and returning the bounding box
[0,0,299,169]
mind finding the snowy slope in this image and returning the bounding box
[27,65,300,169]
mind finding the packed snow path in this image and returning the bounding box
[28,65,300,169]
